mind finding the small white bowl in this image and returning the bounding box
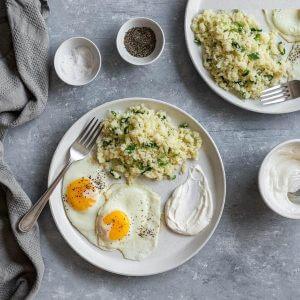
[116,17,165,66]
[258,139,300,219]
[54,37,101,86]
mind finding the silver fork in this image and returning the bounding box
[18,117,102,233]
[260,80,300,105]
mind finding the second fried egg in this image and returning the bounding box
[264,9,300,42]
[96,183,161,261]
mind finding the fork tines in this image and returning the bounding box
[260,82,291,105]
[77,117,102,149]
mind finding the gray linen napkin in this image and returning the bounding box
[0,0,49,299]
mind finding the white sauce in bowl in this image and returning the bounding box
[261,143,300,217]
[164,165,213,235]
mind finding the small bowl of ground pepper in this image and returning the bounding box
[116,17,165,66]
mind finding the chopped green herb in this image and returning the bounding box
[231,41,240,49]
[157,159,168,167]
[159,152,166,159]
[233,21,243,32]
[264,74,273,81]
[125,143,136,154]
[257,69,263,75]
[124,126,129,134]
[137,161,144,170]
[120,117,129,125]
[250,28,262,32]
[142,142,158,148]
[168,175,176,180]
[233,22,243,27]
[278,42,285,55]
[254,33,261,41]
[141,166,152,175]
[242,69,249,77]
[221,76,229,84]
[132,109,144,114]
[234,80,244,87]
[231,41,246,52]
[102,140,112,148]
[194,39,201,45]
[248,52,260,60]
[111,111,117,117]
[179,122,189,128]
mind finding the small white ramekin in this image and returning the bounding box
[258,139,300,219]
[54,37,101,86]
[116,17,165,66]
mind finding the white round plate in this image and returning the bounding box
[48,97,226,276]
[185,1,300,114]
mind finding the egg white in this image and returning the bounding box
[96,183,161,261]
[62,156,106,245]
[264,9,300,42]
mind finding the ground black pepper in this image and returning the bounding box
[124,27,156,58]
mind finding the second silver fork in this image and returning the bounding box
[18,117,102,233]
[260,80,300,105]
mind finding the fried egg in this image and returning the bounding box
[62,157,106,245]
[264,10,300,42]
[96,183,161,261]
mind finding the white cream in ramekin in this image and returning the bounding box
[259,140,300,219]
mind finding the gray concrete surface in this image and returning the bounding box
[4,0,300,299]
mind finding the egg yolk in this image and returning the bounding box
[103,210,130,241]
[66,178,96,212]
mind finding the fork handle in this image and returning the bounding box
[18,160,72,233]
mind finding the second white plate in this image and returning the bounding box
[185,1,300,114]
[48,97,226,276]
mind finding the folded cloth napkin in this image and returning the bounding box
[0,0,49,299]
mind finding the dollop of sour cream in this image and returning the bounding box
[263,144,300,215]
[164,165,213,235]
